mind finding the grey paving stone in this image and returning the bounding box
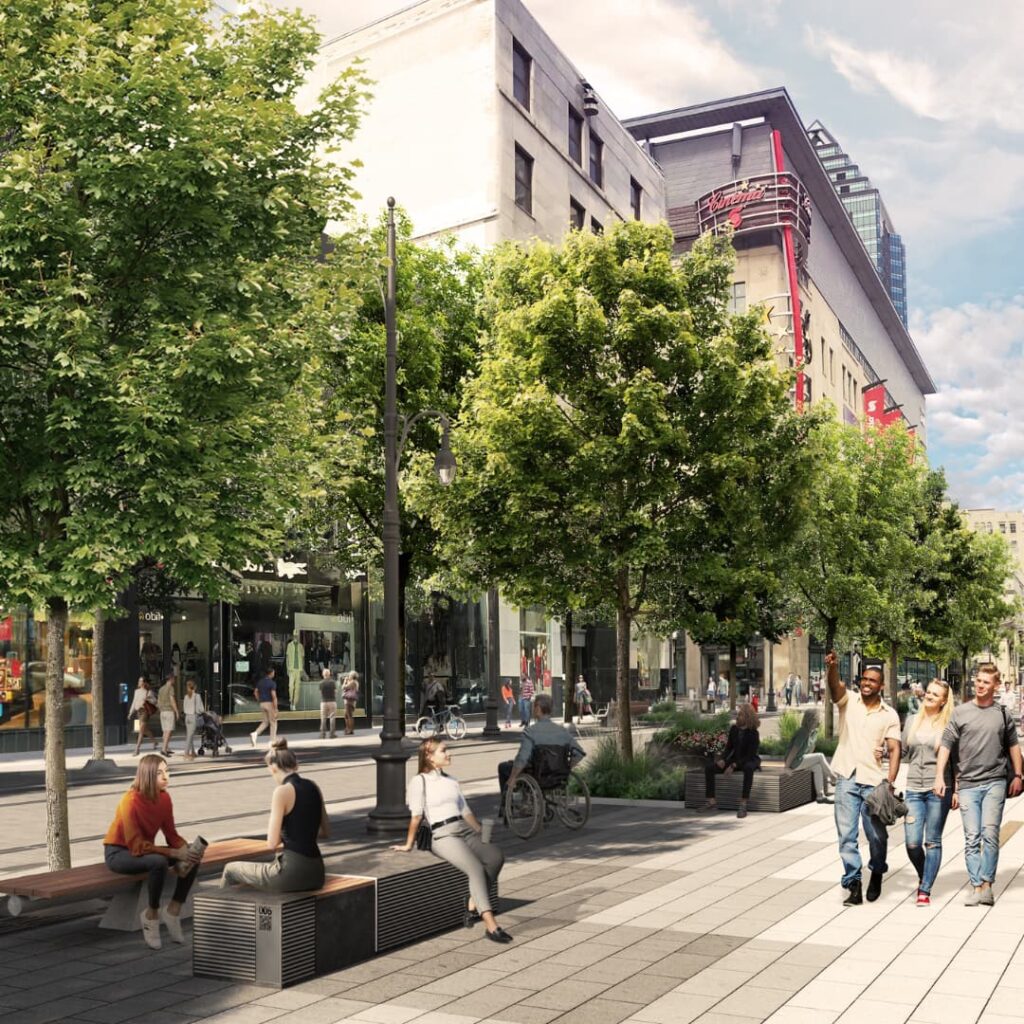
[488,1004,563,1024]
[343,972,434,1002]
[642,950,719,979]
[175,984,280,1017]
[519,979,610,1011]
[436,984,530,1018]
[570,957,650,986]
[599,972,683,1003]
[0,994,107,1024]
[547,996,644,1024]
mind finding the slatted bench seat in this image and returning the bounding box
[192,847,499,987]
[684,762,813,812]
[0,838,273,927]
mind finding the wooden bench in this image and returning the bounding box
[684,762,814,812]
[192,847,499,987]
[0,838,273,928]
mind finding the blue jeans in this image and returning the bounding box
[518,697,532,726]
[834,776,889,888]
[959,780,1006,887]
[904,789,952,895]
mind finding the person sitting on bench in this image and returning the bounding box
[103,754,203,950]
[701,702,762,818]
[498,694,585,812]
[220,739,329,892]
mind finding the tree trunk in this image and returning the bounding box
[888,641,899,706]
[563,610,575,724]
[46,597,72,870]
[615,567,633,760]
[728,641,738,711]
[823,619,837,739]
[91,609,105,759]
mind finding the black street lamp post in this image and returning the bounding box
[367,198,457,833]
[482,588,501,738]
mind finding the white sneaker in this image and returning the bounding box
[160,908,184,943]
[140,911,162,949]
[249,731,257,747]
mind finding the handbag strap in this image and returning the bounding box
[420,773,430,825]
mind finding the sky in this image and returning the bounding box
[268,0,1024,511]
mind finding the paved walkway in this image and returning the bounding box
[4,788,1024,1024]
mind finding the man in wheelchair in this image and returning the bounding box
[498,694,585,815]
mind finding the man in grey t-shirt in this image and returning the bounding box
[936,662,1023,906]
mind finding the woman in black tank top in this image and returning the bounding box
[220,740,328,892]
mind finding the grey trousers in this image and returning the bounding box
[432,825,504,915]
[220,849,325,893]
[184,714,197,754]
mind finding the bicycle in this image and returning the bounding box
[414,703,467,741]
[504,744,590,839]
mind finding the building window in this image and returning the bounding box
[588,130,603,188]
[569,197,585,231]
[829,348,835,384]
[630,177,642,220]
[1000,523,1007,533]
[514,144,533,215]
[728,281,746,314]
[568,106,583,165]
[512,39,531,109]
[1011,523,1017,534]
[804,376,813,404]
[591,217,603,235]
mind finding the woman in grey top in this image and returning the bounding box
[902,679,954,906]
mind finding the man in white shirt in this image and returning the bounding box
[826,651,901,906]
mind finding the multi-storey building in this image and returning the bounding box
[625,90,936,688]
[808,121,908,327]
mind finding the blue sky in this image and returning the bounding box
[285,0,1024,509]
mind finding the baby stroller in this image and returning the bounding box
[196,710,232,756]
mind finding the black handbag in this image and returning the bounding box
[414,776,432,850]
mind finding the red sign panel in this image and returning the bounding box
[862,384,886,427]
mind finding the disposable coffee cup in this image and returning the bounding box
[480,818,495,844]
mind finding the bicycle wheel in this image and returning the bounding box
[445,713,467,741]
[415,716,438,738]
[554,770,591,830]
[505,775,544,839]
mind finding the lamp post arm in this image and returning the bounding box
[397,409,452,464]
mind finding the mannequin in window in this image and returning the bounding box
[286,632,304,700]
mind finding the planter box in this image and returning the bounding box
[684,763,813,812]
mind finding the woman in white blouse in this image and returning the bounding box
[182,679,205,760]
[391,737,511,943]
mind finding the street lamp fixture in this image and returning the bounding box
[368,198,458,834]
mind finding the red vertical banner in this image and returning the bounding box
[862,383,886,427]
[881,406,905,427]
[0,616,11,642]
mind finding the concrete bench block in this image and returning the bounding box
[684,763,814,812]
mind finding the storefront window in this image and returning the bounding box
[519,605,550,695]
[0,608,93,730]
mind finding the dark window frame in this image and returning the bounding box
[591,217,603,235]
[630,177,642,220]
[569,197,586,231]
[514,144,533,215]
[588,129,603,188]
[512,39,531,109]
[568,105,584,165]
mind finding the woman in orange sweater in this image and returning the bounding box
[103,754,202,949]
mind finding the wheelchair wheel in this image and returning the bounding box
[445,714,467,741]
[554,770,591,830]
[415,716,438,738]
[505,774,544,840]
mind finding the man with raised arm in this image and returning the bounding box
[825,651,901,906]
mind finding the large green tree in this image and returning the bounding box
[0,0,367,866]
[433,223,811,756]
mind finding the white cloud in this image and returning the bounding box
[913,298,1024,506]
[805,18,1024,134]
[527,0,768,118]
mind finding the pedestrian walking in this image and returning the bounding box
[319,669,337,739]
[221,740,329,892]
[575,674,593,722]
[157,674,179,756]
[341,671,360,735]
[811,674,821,704]
[129,677,159,756]
[826,651,901,905]
[935,662,1023,906]
[903,679,954,907]
[706,678,716,714]
[182,679,204,760]
[102,754,203,949]
[501,681,515,728]
[393,737,511,943]
[518,675,534,727]
[700,702,761,819]
[250,666,278,747]
[784,673,795,707]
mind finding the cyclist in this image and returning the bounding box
[498,694,585,813]
[421,677,447,720]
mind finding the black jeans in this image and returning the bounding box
[705,759,757,799]
[104,844,198,910]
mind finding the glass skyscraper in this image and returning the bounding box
[808,121,908,326]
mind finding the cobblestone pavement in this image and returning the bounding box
[4,781,1024,1024]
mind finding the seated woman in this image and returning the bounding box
[784,709,837,804]
[103,754,203,950]
[221,739,328,892]
[702,702,761,818]
[392,738,511,943]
